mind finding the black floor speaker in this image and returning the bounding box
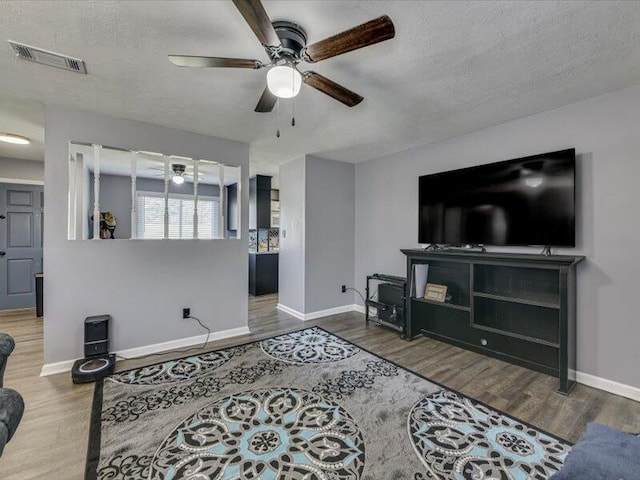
[72,314,116,384]
[378,283,405,325]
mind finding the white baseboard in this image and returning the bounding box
[353,304,366,314]
[40,325,251,377]
[40,358,78,377]
[575,371,640,402]
[277,303,363,321]
[303,304,358,321]
[275,303,306,320]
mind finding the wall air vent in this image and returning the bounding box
[8,40,87,74]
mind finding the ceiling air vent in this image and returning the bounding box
[8,40,87,74]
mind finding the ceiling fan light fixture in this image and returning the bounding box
[172,174,185,185]
[171,163,186,185]
[0,133,30,145]
[267,65,302,98]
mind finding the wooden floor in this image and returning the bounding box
[1,295,640,479]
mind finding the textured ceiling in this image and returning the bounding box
[1,1,640,175]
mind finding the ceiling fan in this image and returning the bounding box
[168,0,395,112]
[149,164,202,185]
[146,155,218,185]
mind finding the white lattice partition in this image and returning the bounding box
[218,163,225,239]
[130,151,138,239]
[68,151,77,240]
[163,155,170,239]
[92,144,102,240]
[193,159,199,239]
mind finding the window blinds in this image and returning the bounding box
[136,191,219,239]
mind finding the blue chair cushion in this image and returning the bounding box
[550,423,640,480]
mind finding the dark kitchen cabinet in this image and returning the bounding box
[249,175,271,230]
[249,253,279,296]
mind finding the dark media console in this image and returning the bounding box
[402,249,584,394]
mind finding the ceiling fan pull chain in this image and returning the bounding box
[291,67,296,127]
[292,98,296,127]
[276,99,281,138]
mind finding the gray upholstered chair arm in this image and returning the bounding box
[0,388,24,456]
[0,422,8,457]
[0,334,14,356]
[0,333,16,389]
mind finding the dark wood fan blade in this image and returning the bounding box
[304,15,395,63]
[255,85,278,112]
[168,55,261,69]
[302,72,363,107]
[232,0,281,47]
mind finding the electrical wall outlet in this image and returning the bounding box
[182,307,191,319]
[341,285,347,293]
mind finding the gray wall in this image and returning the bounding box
[305,155,355,313]
[89,173,220,239]
[355,83,640,389]
[278,155,355,315]
[0,156,44,183]
[44,106,249,364]
[278,157,306,313]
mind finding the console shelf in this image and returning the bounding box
[471,323,560,348]
[472,291,560,310]
[402,249,584,394]
[412,297,471,312]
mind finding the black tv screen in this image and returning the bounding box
[418,149,576,247]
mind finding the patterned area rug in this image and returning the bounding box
[86,327,571,479]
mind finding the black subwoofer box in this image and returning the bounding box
[378,283,405,324]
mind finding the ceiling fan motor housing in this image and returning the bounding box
[272,21,307,62]
[172,164,186,175]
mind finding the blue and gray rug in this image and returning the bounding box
[87,327,570,479]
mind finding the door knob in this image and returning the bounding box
[0,251,5,257]
[0,215,5,219]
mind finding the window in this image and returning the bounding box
[136,191,219,239]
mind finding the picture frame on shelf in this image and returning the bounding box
[425,283,448,302]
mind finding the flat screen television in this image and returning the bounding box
[418,149,576,247]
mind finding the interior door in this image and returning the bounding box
[0,183,44,310]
